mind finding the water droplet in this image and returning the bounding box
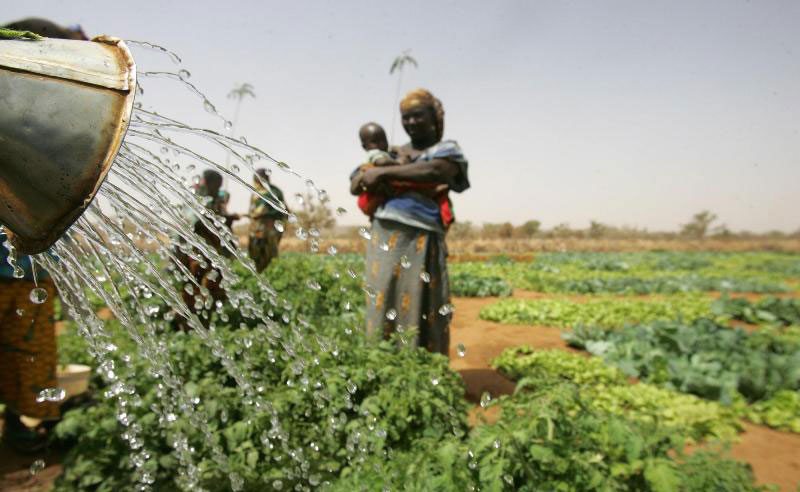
[203,100,216,114]
[431,377,439,386]
[178,69,191,80]
[336,207,347,216]
[160,146,169,154]
[239,136,247,144]
[287,213,298,224]
[274,220,285,232]
[345,380,357,394]
[400,256,411,269]
[272,480,284,490]
[317,190,329,202]
[295,228,308,241]
[456,343,467,357]
[420,272,431,283]
[136,84,144,96]
[480,392,492,408]
[306,280,321,291]
[379,242,390,252]
[358,227,372,240]
[12,265,25,279]
[29,459,45,476]
[229,472,244,491]
[220,409,228,423]
[493,439,501,449]
[438,303,455,316]
[36,387,66,403]
[385,309,397,321]
[294,193,305,205]
[327,245,338,256]
[15,308,25,317]
[29,288,48,304]
[503,474,514,485]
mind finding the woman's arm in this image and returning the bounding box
[361,159,459,190]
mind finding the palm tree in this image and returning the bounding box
[225,83,256,167]
[389,50,418,144]
[227,83,256,137]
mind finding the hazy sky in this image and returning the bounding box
[6,1,800,232]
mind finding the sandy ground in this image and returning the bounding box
[449,292,800,492]
[3,290,799,491]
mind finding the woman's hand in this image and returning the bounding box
[361,167,386,191]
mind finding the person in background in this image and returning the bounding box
[349,88,470,356]
[175,170,240,329]
[3,17,88,40]
[247,169,287,273]
[0,234,60,452]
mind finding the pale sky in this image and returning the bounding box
[6,1,800,232]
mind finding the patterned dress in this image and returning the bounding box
[363,140,469,356]
[0,236,59,420]
[248,183,286,273]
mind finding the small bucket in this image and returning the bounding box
[0,36,137,254]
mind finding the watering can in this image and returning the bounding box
[0,36,137,254]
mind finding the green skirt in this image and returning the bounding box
[364,219,451,356]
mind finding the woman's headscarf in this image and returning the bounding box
[400,88,445,142]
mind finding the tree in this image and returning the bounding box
[389,50,418,144]
[294,192,336,232]
[227,83,256,138]
[588,220,609,239]
[482,222,514,239]
[515,220,541,238]
[680,211,718,238]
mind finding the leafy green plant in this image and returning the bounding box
[492,347,741,441]
[712,296,800,326]
[450,272,512,297]
[565,320,800,432]
[479,295,716,329]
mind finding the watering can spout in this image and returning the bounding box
[0,36,137,254]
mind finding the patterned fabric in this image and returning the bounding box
[0,279,59,420]
[248,230,281,273]
[248,184,285,272]
[373,140,469,232]
[248,184,286,238]
[364,219,451,356]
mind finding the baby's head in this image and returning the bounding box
[359,122,388,152]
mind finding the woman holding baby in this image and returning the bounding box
[349,88,470,356]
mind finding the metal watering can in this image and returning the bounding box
[0,36,137,254]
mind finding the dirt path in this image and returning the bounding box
[449,292,800,491]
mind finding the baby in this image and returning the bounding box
[355,122,454,228]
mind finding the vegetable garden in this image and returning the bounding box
[23,251,800,490]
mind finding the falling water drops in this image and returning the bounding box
[29,288,48,304]
[274,220,285,232]
[29,459,46,476]
[438,303,455,316]
[336,207,347,216]
[358,227,371,240]
[456,343,467,357]
[400,256,411,269]
[480,392,492,408]
[36,387,66,403]
[385,309,398,321]
[178,69,191,80]
[420,272,431,283]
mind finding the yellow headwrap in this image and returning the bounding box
[400,88,444,142]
